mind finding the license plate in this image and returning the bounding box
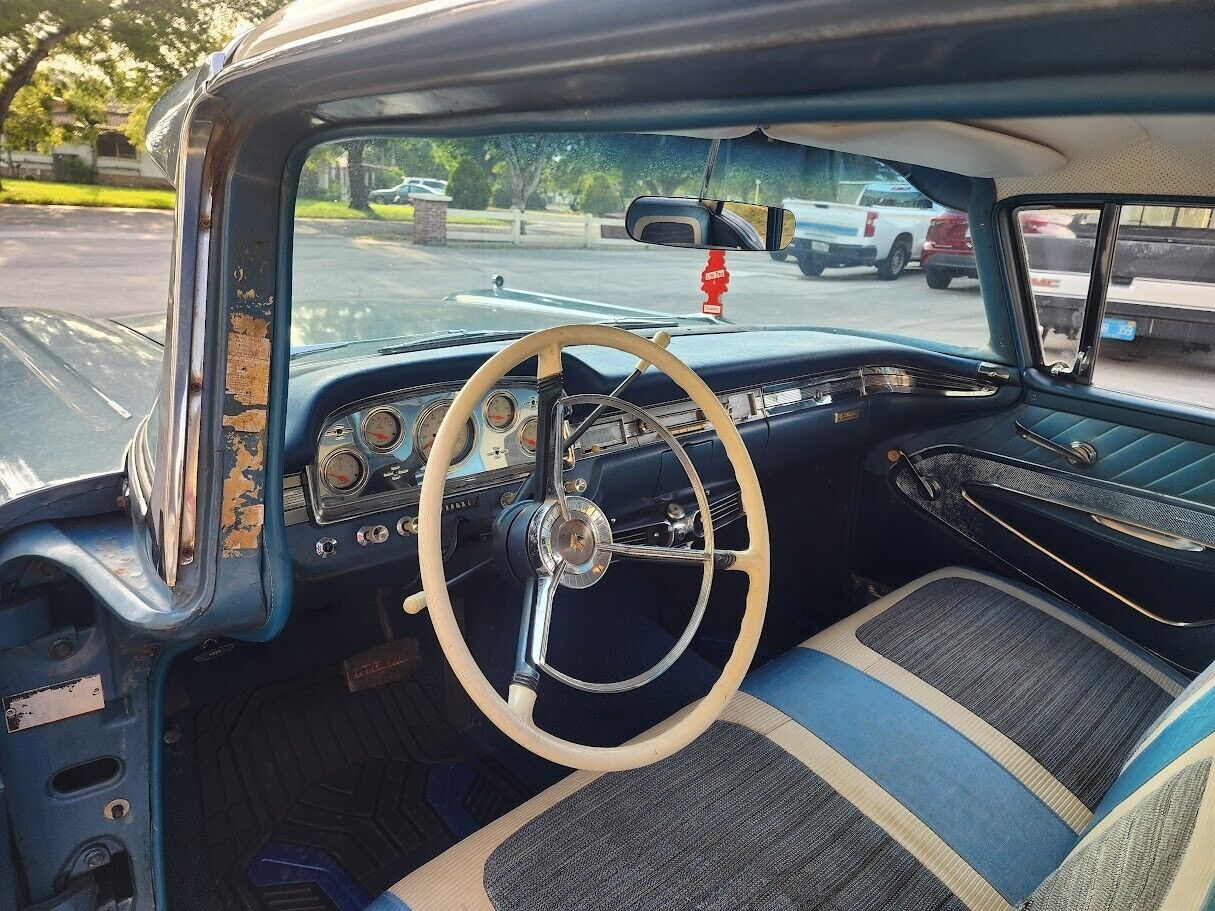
[1100,318,1137,341]
[810,241,830,253]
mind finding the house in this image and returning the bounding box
[1,101,170,189]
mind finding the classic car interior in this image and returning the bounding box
[1,2,1214,911]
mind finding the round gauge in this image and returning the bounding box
[320,449,367,494]
[518,416,539,454]
[484,391,518,430]
[415,401,475,464]
[361,406,404,453]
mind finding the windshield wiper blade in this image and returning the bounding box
[376,329,528,356]
[290,341,357,361]
[593,318,683,329]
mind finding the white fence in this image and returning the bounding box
[443,208,630,248]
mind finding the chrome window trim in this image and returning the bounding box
[148,51,227,589]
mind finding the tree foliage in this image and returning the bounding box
[0,0,285,188]
[449,157,491,210]
[577,172,621,216]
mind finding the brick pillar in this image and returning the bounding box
[411,193,451,246]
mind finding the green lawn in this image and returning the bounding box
[0,180,541,227]
[295,199,416,220]
[0,178,175,209]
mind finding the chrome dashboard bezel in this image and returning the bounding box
[294,364,1001,527]
[305,377,540,525]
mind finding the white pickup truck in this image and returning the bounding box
[778,182,945,279]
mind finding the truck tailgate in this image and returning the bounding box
[786,200,865,240]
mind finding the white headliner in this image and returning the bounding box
[766,115,1215,199]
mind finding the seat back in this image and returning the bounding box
[1021,663,1215,909]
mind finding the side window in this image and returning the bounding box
[1015,202,1215,411]
[1015,205,1101,373]
[1093,204,1215,409]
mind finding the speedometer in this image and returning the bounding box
[415,401,475,464]
[362,406,404,452]
[484,391,517,430]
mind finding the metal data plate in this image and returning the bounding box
[4,674,104,733]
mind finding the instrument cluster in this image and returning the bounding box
[307,380,539,524]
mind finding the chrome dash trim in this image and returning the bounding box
[293,364,993,524]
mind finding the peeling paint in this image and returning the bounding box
[220,431,265,555]
[220,306,271,556]
[225,314,271,407]
[222,409,268,433]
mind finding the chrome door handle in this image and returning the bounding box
[1091,514,1207,552]
[1013,420,1098,468]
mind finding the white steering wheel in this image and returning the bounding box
[417,325,770,771]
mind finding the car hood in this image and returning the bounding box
[0,309,162,508]
[288,285,720,364]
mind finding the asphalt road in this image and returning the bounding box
[3,203,1212,408]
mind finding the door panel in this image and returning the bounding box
[874,402,1215,672]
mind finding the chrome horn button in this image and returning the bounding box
[532,495,613,588]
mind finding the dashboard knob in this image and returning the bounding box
[357,525,390,546]
[315,537,338,558]
[396,516,420,536]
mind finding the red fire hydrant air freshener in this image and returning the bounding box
[700,249,729,317]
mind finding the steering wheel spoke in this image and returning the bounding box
[511,560,563,718]
[597,541,746,571]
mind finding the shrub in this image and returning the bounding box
[449,158,492,209]
[578,172,621,216]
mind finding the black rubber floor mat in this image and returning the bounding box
[183,667,535,911]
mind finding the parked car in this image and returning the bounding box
[929,208,1215,348]
[369,177,449,204]
[921,209,1073,288]
[777,182,944,279]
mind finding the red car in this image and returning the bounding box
[922,210,1072,288]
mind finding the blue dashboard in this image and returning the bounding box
[283,329,1020,580]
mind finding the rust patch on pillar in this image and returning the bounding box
[220,306,272,556]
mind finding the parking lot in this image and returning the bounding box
[2,204,1211,407]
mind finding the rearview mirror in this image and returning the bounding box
[626,196,794,252]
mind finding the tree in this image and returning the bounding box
[0,74,60,176]
[497,135,550,211]
[0,0,285,189]
[346,140,370,212]
[449,157,491,210]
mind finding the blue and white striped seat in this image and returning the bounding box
[371,568,1215,911]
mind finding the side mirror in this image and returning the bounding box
[626,196,794,252]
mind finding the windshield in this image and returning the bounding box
[290,132,989,362]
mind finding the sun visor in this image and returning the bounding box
[764,121,1066,178]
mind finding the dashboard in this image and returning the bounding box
[282,330,1019,580]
